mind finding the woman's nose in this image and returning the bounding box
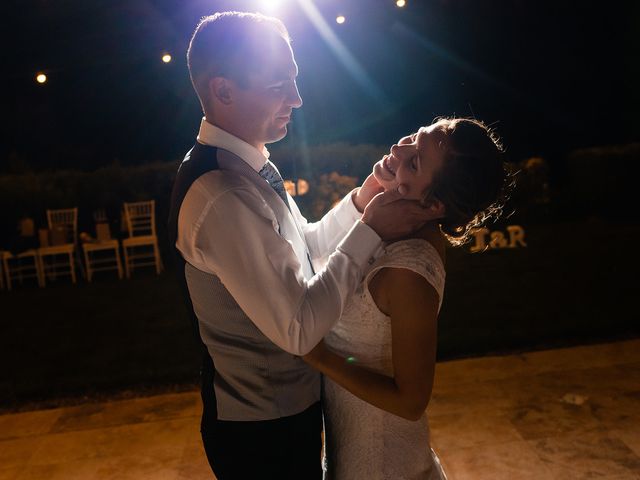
[390,143,407,158]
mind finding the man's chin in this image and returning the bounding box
[267,126,288,144]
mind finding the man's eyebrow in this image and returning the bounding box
[271,65,297,81]
[271,73,292,81]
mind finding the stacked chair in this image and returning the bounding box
[1,217,44,290]
[122,200,163,278]
[2,200,163,289]
[37,208,79,284]
[82,210,123,282]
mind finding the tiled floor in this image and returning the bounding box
[1,339,639,479]
[429,340,640,479]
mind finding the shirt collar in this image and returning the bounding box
[196,118,270,172]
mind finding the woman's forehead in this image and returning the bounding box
[416,120,448,138]
[415,129,448,173]
[417,123,448,146]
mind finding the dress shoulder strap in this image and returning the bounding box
[364,238,446,309]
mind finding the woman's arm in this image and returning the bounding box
[303,267,440,421]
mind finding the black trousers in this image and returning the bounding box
[201,402,323,480]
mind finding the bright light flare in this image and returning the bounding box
[298,0,390,107]
[162,54,172,63]
[36,73,47,84]
[396,0,406,7]
[259,0,285,11]
[336,15,346,24]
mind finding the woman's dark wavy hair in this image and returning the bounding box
[428,117,512,246]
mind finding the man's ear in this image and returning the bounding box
[209,77,233,105]
[423,197,446,219]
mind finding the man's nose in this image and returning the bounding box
[287,83,303,108]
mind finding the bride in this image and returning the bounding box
[303,117,508,479]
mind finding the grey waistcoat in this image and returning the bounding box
[168,142,320,422]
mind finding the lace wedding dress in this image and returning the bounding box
[323,239,447,480]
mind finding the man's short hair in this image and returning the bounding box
[187,11,290,109]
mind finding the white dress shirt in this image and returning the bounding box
[176,119,382,355]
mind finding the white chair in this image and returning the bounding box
[1,249,44,290]
[122,200,163,277]
[38,208,78,284]
[82,222,123,282]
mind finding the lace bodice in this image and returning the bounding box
[322,239,447,480]
[326,238,445,374]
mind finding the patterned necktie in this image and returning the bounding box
[259,161,291,212]
[258,161,315,274]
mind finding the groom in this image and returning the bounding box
[169,11,431,479]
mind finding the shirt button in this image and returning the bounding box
[368,256,375,265]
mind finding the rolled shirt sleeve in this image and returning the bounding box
[296,189,364,262]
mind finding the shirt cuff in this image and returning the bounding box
[332,189,363,231]
[337,220,382,268]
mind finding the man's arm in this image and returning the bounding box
[180,184,381,356]
[179,175,435,356]
[299,174,386,261]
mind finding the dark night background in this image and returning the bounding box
[3,0,639,173]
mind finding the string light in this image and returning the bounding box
[22,6,424,84]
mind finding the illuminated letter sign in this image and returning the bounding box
[469,225,527,253]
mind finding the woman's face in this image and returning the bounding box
[373,121,449,201]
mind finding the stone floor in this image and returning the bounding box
[1,339,639,479]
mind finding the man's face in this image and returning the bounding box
[231,36,302,149]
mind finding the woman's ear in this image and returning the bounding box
[209,77,233,105]
[422,197,446,219]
